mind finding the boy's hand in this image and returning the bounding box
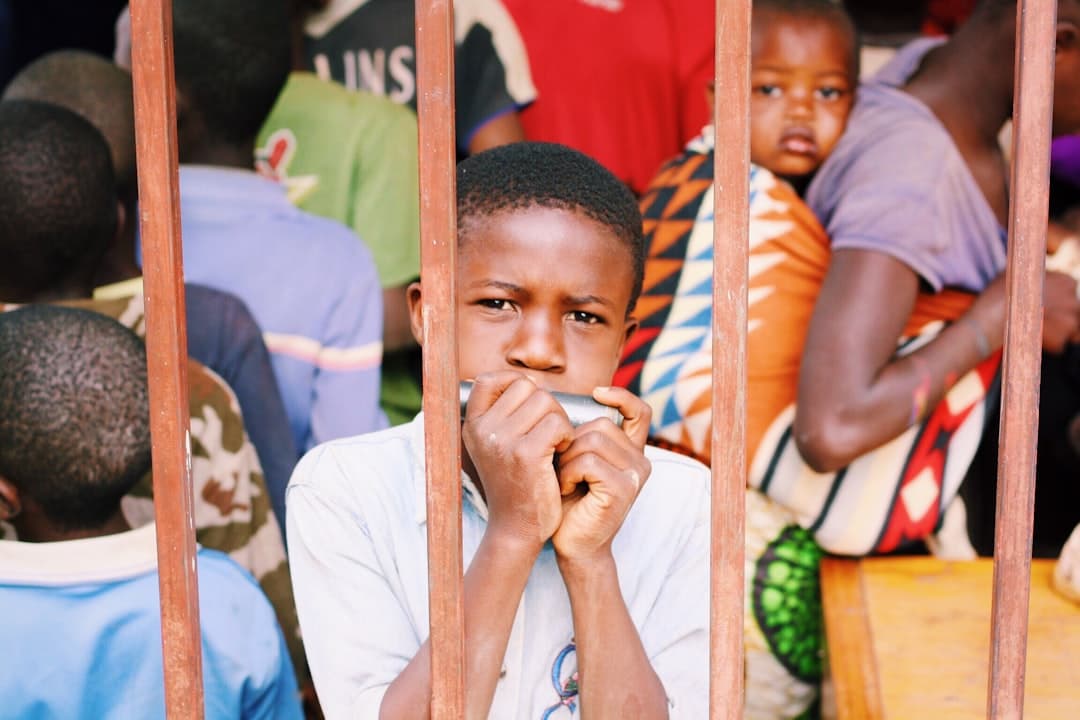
[462,372,574,549]
[551,387,652,564]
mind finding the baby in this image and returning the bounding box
[748,0,860,194]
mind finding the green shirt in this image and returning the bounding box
[259,73,422,424]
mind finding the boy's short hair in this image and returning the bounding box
[0,305,151,531]
[457,142,646,310]
[3,51,136,197]
[173,0,291,144]
[754,0,861,76]
[0,100,117,295]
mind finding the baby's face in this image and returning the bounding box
[749,13,856,181]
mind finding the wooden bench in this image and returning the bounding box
[821,557,1080,719]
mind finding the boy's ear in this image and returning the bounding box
[406,281,425,347]
[115,200,127,247]
[619,315,640,356]
[1058,18,1079,54]
[0,476,21,522]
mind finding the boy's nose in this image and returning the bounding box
[506,314,565,373]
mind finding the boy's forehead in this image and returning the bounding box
[458,206,636,297]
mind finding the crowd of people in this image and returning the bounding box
[2,0,1080,718]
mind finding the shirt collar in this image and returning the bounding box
[0,523,159,586]
[408,414,490,526]
[179,165,292,212]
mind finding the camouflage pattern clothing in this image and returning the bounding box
[1,295,306,685]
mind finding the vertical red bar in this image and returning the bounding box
[128,0,204,717]
[710,0,751,717]
[988,1,1057,718]
[415,1,465,718]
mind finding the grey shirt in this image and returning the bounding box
[806,38,1006,293]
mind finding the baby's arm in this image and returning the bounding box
[380,372,574,719]
[552,387,671,719]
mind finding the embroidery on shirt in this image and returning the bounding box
[540,641,578,718]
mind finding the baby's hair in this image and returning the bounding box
[0,306,151,532]
[456,142,645,310]
[754,0,861,77]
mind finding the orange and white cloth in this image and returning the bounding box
[617,133,1001,557]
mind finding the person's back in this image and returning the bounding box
[502,0,714,195]
[302,0,535,156]
[170,0,387,451]
[0,306,301,719]
[257,72,425,424]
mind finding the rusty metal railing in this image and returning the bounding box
[129,0,1053,717]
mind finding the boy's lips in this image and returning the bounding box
[778,127,818,156]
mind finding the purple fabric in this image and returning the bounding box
[1052,135,1080,188]
[806,39,1006,294]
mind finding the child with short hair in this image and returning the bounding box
[287,142,710,718]
[748,0,860,193]
[0,305,301,719]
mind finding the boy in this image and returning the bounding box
[749,0,859,194]
[0,305,301,719]
[0,98,305,686]
[288,143,709,718]
[166,0,387,453]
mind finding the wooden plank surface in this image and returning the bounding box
[820,558,884,720]
[710,0,751,716]
[128,0,204,716]
[414,0,465,718]
[825,557,1080,720]
[990,0,1059,716]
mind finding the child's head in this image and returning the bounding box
[749,0,859,182]
[0,100,118,302]
[3,51,137,202]
[409,142,645,394]
[172,0,291,157]
[0,305,151,540]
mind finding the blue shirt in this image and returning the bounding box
[171,166,387,453]
[287,416,710,719]
[0,524,302,719]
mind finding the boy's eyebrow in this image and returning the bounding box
[565,293,616,308]
[470,280,526,293]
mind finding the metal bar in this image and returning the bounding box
[415,1,465,717]
[988,1,1058,717]
[710,0,751,716]
[128,0,203,716]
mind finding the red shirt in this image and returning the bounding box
[503,0,714,195]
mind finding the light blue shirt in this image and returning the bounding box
[167,165,387,453]
[0,524,302,719]
[287,416,710,719]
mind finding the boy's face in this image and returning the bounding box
[749,13,856,180]
[410,206,638,396]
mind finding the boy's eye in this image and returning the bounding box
[754,85,782,98]
[816,86,846,101]
[569,311,602,325]
[478,299,512,311]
